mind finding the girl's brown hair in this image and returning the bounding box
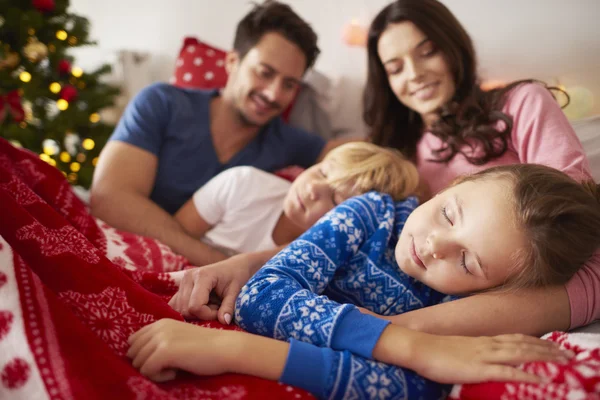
[363,0,567,164]
[459,164,600,289]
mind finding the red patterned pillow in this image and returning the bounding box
[171,37,228,89]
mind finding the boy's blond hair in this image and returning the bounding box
[323,142,419,201]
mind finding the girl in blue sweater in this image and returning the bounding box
[128,163,599,399]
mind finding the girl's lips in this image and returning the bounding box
[410,237,427,269]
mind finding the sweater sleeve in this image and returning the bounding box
[505,83,600,327]
[280,339,447,400]
[235,193,395,358]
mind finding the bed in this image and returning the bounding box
[1,119,599,399]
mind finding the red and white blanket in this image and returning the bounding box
[0,137,312,399]
[0,137,599,400]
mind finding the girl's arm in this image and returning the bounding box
[235,193,402,359]
[128,319,570,399]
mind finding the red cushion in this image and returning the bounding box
[171,37,228,89]
[274,166,305,182]
[170,36,298,122]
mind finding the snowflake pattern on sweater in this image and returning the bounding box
[236,192,452,399]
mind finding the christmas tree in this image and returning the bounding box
[0,0,120,188]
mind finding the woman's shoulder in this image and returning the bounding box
[502,81,561,113]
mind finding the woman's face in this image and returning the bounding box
[377,21,456,126]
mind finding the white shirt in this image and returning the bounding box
[192,166,291,255]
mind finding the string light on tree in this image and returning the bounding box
[57,99,69,110]
[60,152,71,163]
[76,153,86,163]
[71,66,83,77]
[56,30,68,41]
[42,139,59,156]
[70,162,81,172]
[89,113,100,123]
[49,82,61,93]
[82,138,95,150]
[20,71,32,82]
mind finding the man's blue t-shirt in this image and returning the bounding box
[109,83,326,214]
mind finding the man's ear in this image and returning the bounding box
[225,51,241,75]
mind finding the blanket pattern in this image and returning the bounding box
[0,137,312,400]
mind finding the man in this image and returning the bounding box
[91,1,341,266]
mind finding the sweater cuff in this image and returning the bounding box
[331,307,390,358]
[280,339,333,396]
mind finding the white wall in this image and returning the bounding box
[70,0,600,116]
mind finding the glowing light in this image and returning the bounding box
[56,30,68,40]
[43,146,57,156]
[342,19,368,47]
[70,162,81,172]
[82,138,95,150]
[92,157,99,166]
[89,113,100,123]
[20,72,32,82]
[71,66,83,77]
[60,152,71,163]
[49,82,61,93]
[57,99,69,111]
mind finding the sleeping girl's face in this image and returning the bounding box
[282,161,359,230]
[395,178,527,295]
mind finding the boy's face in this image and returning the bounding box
[224,32,306,127]
[282,161,358,231]
[395,179,527,295]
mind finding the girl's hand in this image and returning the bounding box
[127,319,238,381]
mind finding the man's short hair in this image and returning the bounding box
[233,0,320,70]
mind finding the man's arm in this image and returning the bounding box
[90,141,227,266]
[388,285,570,337]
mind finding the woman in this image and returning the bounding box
[362,0,598,335]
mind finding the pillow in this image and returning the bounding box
[171,37,228,89]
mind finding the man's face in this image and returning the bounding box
[224,32,307,127]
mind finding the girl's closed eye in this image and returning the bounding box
[441,206,471,274]
[441,206,453,225]
[461,251,471,275]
